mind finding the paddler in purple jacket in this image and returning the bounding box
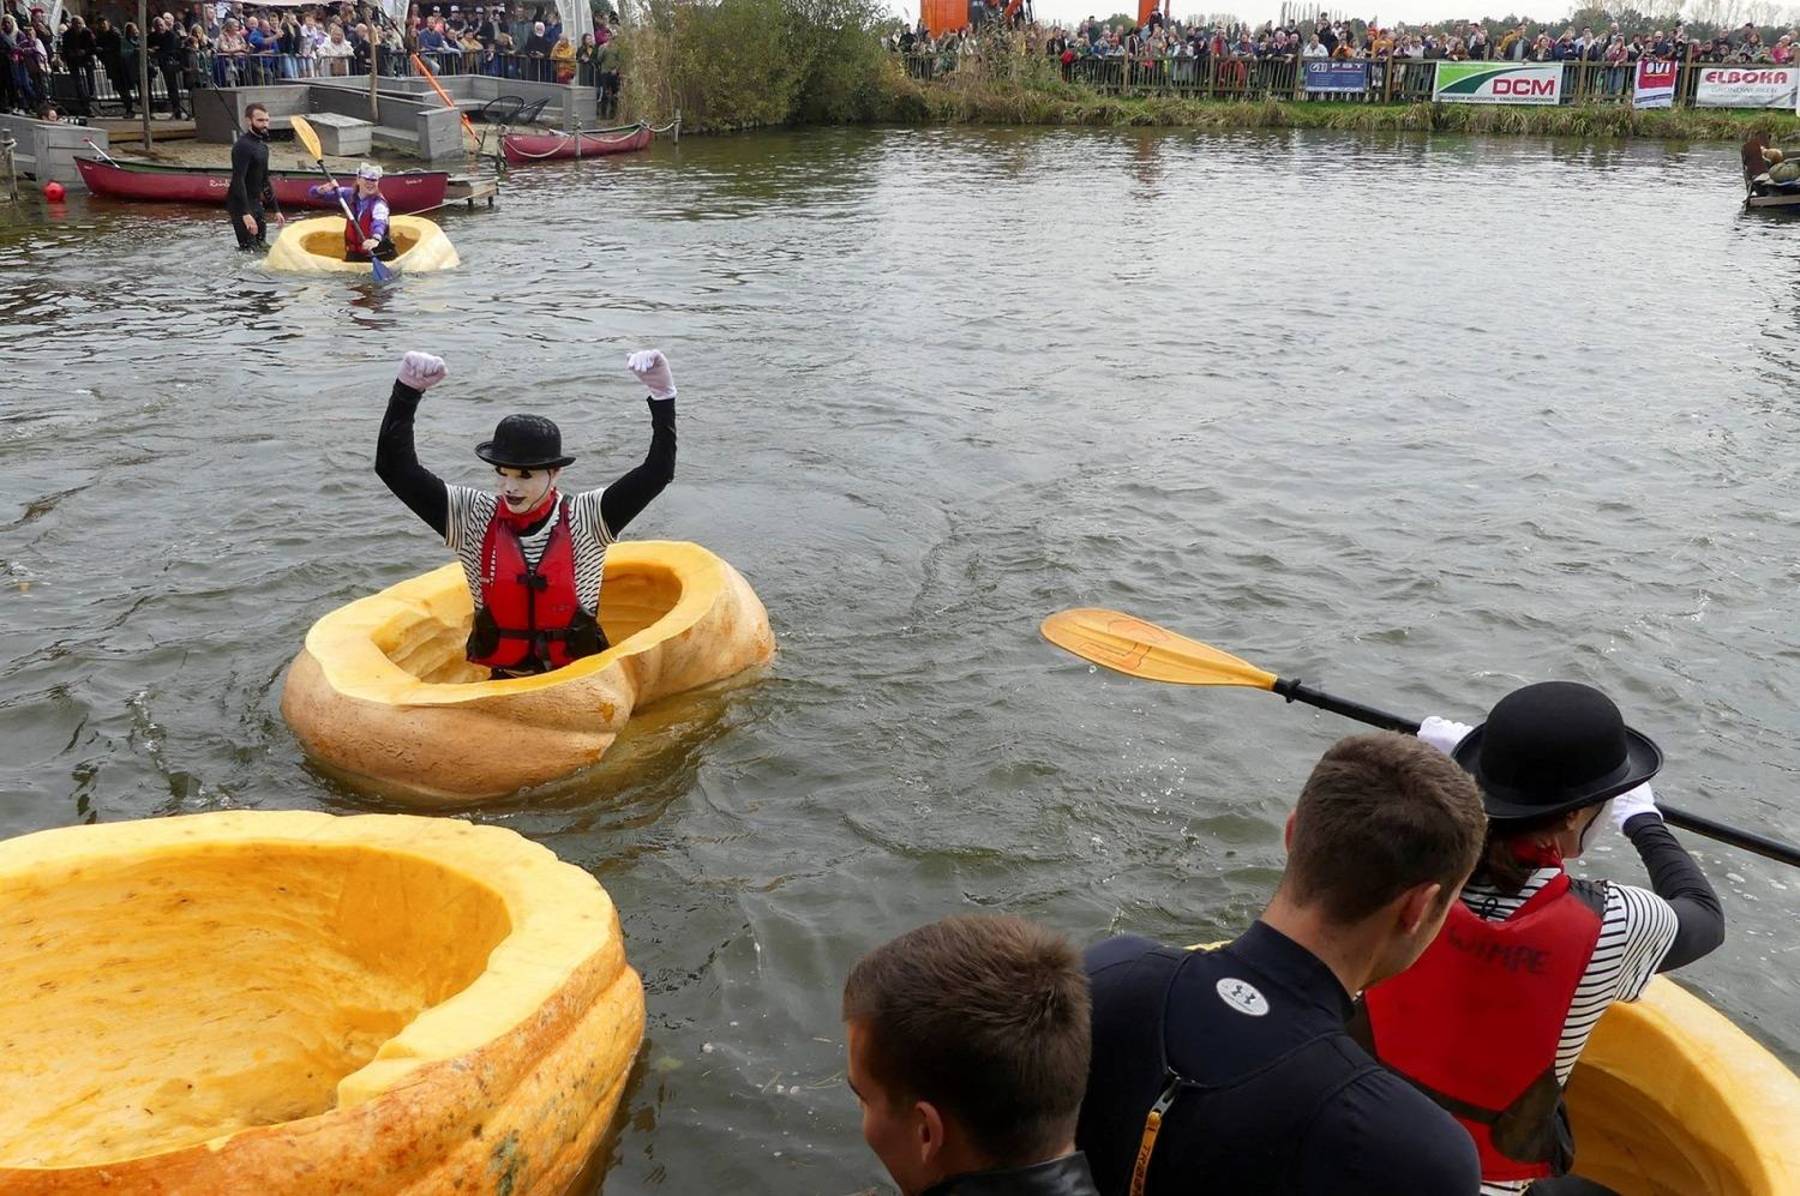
[310,162,396,261]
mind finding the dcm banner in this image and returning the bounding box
[1432,62,1564,105]
[1693,66,1799,108]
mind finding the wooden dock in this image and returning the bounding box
[93,118,197,146]
[444,173,498,207]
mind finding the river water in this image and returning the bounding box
[3,127,1798,1192]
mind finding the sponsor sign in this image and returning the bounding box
[1432,62,1563,105]
[1633,59,1677,109]
[1304,61,1370,93]
[1694,66,1797,108]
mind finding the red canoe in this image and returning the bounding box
[75,157,449,213]
[500,123,651,166]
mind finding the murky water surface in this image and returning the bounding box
[3,127,1797,1191]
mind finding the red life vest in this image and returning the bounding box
[1359,872,1604,1183]
[341,193,385,254]
[466,496,598,673]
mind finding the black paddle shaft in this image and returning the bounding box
[1269,677,1800,869]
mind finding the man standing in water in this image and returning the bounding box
[226,102,278,251]
[374,349,678,678]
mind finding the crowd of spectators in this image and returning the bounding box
[3,0,619,122]
[894,8,1800,77]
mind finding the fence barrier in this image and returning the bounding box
[27,47,614,119]
[898,51,1791,109]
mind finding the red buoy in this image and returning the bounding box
[42,181,66,201]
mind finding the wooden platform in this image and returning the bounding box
[444,173,498,207]
[94,117,197,146]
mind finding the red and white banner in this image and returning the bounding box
[1694,66,1798,108]
[1633,59,1677,109]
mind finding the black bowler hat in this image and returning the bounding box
[1452,681,1663,822]
[475,414,575,470]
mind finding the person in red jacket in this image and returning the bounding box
[373,348,678,678]
[1357,681,1724,1196]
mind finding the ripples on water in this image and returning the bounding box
[2,128,1798,1191]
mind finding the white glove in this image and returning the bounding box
[397,351,447,391]
[627,349,677,400]
[1416,715,1475,756]
[1609,782,1660,833]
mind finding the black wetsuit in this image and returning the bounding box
[1077,922,1480,1196]
[373,381,675,543]
[227,129,274,250]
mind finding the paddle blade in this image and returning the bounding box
[370,254,396,284]
[290,115,324,162]
[1040,609,1279,690]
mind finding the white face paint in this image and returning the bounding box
[495,466,557,514]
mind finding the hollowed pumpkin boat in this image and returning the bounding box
[281,540,774,803]
[0,808,645,1194]
[1562,975,1800,1196]
[264,214,461,275]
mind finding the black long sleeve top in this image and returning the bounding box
[1623,812,1726,972]
[374,381,676,543]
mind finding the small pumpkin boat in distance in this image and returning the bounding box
[0,809,645,1194]
[281,540,774,803]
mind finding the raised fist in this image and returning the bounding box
[626,349,677,400]
[397,351,447,392]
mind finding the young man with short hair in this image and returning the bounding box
[843,915,1101,1196]
[1077,732,1486,1196]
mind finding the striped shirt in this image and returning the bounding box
[1463,868,1679,1196]
[444,486,614,614]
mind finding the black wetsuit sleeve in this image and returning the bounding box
[597,397,675,537]
[1625,813,1726,971]
[374,381,450,538]
[227,137,252,212]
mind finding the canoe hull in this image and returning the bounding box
[500,124,652,165]
[74,157,449,213]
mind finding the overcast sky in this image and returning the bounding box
[885,0,1595,28]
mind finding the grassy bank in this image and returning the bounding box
[878,69,1800,141]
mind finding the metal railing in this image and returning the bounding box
[42,47,618,118]
[900,51,1787,108]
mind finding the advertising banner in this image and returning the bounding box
[1633,59,1677,108]
[1304,61,1370,93]
[1432,62,1563,105]
[1694,66,1797,108]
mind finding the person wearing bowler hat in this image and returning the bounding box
[374,348,678,677]
[1353,681,1724,1196]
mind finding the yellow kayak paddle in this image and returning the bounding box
[1040,607,1800,868]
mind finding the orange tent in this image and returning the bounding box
[922,0,965,37]
[1137,0,1160,25]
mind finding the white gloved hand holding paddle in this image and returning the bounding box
[398,351,448,392]
[1609,782,1660,833]
[1416,715,1475,756]
[627,349,677,400]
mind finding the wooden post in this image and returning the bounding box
[369,43,380,123]
[137,0,151,148]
